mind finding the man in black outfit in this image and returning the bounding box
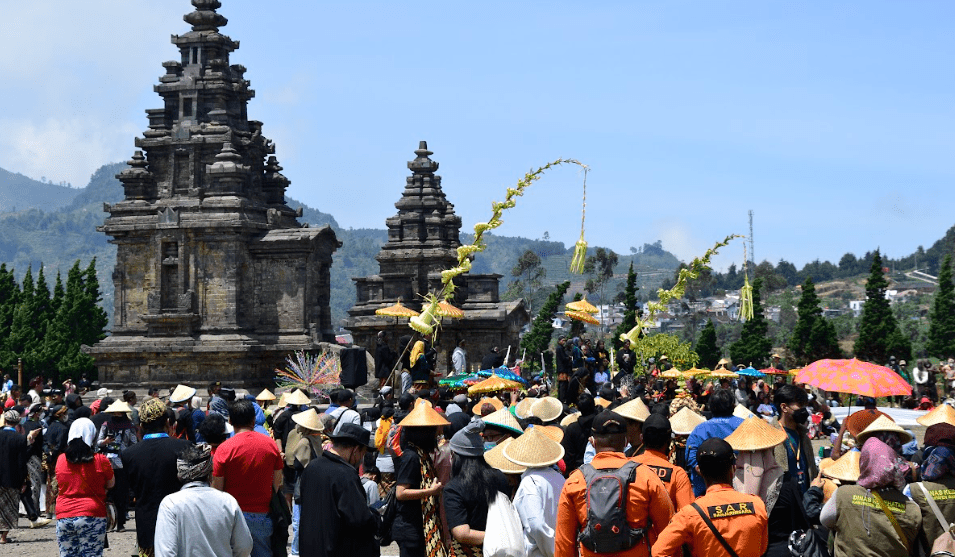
[560,393,599,474]
[481,346,504,371]
[121,398,190,556]
[299,423,380,557]
[375,331,397,389]
[614,339,636,385]
[555,337,572,404]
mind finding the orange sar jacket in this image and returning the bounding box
[555,451,674,557]
[651,483,768,557]
[631,448,695,511]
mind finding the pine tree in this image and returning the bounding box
[8,266,37,361]
[80,258,108,346]
[854,250,912,363]
[789,277,842,364]
[613,263,639,349]
[520,281,570,373]
[695,320,721,369]
[729,278,772,368]
[50,271,64,315]
[927,254,955,358]
[0,265,20,370]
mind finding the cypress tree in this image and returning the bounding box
[927,254,955,358]
[520,281,570,372]
[729,278,773,368]
[0,265,20,369]
[8,266,36,361]
[695,320,721,369]
[854,250,911,363]
[613,263,639,349]
[50,270,64,315]
[80,258,108,346]
[789,277,841,364]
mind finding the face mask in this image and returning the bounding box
[483,441,497,451]
[792,407,810,425]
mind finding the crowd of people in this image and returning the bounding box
[3,352,955,557]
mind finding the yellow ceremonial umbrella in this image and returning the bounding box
[709,369,740,379]
[423,300,465,319]
[566,297,598,314]
[375,300,420,318]
[467,375,524,396]
[660,368,684,379]
[566,310,599,325]
[683,367,711,379]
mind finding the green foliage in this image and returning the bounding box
[613,263,639,349]
[695,320,721,369]
[583,247,619,313]
[729,278,773,368]
[927,254,955,358]
[508,249,546,313]
[854,251,911,363]
[789,277,841,365]
[520,281,570,372]
[630,332,699,373]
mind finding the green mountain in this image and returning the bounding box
[0,162,685,329]
[0,167,80,212]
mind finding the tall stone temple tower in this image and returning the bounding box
[346,142,529,373]
[88,0,340,386]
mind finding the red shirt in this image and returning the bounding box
[212,430,283,513]
[3,398,14,409]
[55,453,114,518]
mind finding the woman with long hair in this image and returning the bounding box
[392,400,449,557]
[56,417,115,557]
[444,418,509,557]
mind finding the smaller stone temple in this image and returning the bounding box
[87,0,340,387]
[346,142,529,373]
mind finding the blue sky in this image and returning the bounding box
[1,1,952,271]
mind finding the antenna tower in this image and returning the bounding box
[748,210,755,265]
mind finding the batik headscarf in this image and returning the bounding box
[139,398,167,425]
[868,431,904,456]
[858,437,908,491]
[734,448,785,512]
[210,396,230,418]
[923,446,955,481]
[177,443,213,483]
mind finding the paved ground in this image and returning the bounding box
[3,514,402,556]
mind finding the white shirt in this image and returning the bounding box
[513,467,566,557]
[330,406,362,435]
[154,482,253,557]
[452,347,468,374]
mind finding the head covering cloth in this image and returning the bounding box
[858,437,909,491]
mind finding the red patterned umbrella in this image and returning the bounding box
[760,367,789,376]
[793,358,911,398]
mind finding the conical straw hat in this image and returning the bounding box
[256,389,276,402]
[400,398,450,427]
[856,415,913,445]
[169,384,197,404]
[531,397,563,424]
[559,412,580,428]
[821,450,861,483]
[504,427,565,468]
[284,389,311,406]
[276,392,288,408]
[725,417,788,451]
[291,408,324,432]
[515,397,537,419]
[483,407,524,435]
[917,403,955,427]
[103,400,132,414]
[669,407,705,436]
[472,397,504,415]
[533,425,564,443]
[615,397,650,423]
[484,438,526,474]
[733,404,755,420]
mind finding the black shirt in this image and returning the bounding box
[300,451,380,557]
[121,435,191,549]
[22,419,43,459]
[0,429,27,489]
[443,469,510,531]
[392,450,424,543]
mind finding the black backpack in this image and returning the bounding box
[577,460,646,553]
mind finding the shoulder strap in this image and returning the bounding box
[917,482,954,539]
[691,502,740,557]
[871,489,909,551]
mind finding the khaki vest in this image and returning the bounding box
[909,475,955,544]
[832,484,921,557]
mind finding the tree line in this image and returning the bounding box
[0,260,107,382]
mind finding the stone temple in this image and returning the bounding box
[346,142,529,373]
[87,0,340,387]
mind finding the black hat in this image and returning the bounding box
[592,411,627,435]
[220,387,236,401]
[697,437,735,465]
[329,423,374,448]
[49,404,67,417]
[642,414,671,436]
